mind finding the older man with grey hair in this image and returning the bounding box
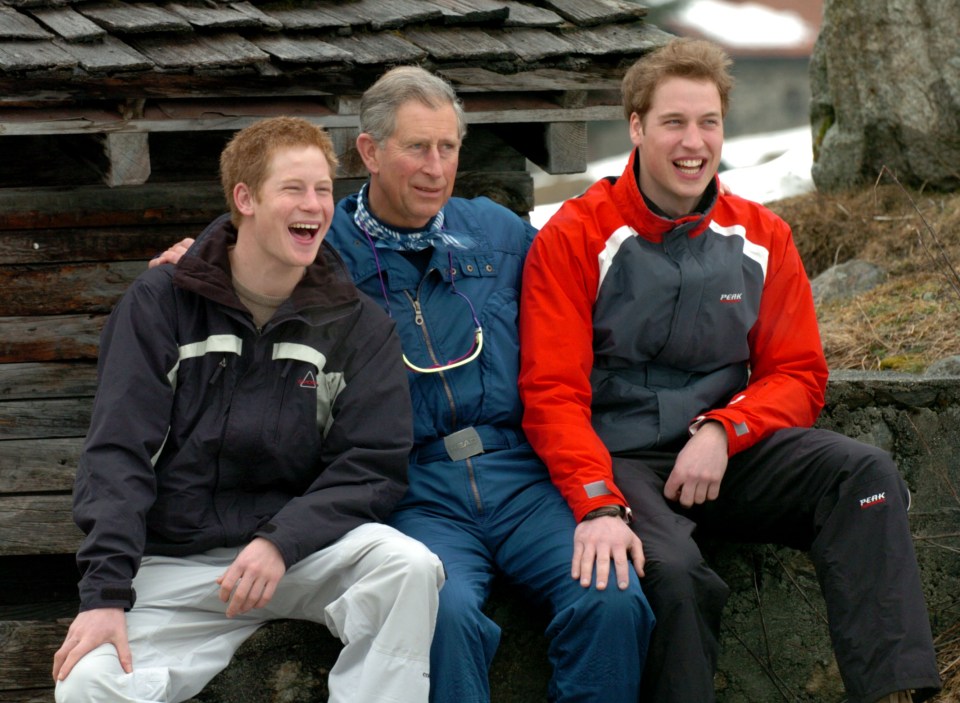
[332,65,655,703]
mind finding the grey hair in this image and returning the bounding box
[359,65,467,143]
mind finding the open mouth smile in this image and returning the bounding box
[674,159,705,175]
[289,222,321,241]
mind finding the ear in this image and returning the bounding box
[628,112,644,148]
[355,133,381,174]
[234,182,256,217]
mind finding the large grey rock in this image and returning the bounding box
[810,0,960,192]
[810,259,887,303]
[925,354,960,376]
[191,375,960,703]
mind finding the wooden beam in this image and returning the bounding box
[0,261,143,316]
[543,122,587,174]
[0,619,72,693]
[0,224,206,265]
[0,399,92,440]
[0,362,97,400]
[0,101,622,137]
[0,315,105,364]
[102,132,151,186]
[0,439,82,494]
[63,132,152,187]
[0,181,225,230]
[0,495,82,556]
[493,121,587,175]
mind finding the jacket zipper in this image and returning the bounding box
[404,288,484,514]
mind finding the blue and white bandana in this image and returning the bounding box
[353,183,471,251]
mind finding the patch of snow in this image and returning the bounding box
[675,0,816,50]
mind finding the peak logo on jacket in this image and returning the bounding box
[859,492,886,509]
[719,292,743,303]
[299,371,318,388]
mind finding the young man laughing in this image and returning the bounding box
[519,38,941,703]
[54,117,443,703]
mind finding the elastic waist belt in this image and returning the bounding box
[411,425,526,464]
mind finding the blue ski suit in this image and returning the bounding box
[329,191,655,703]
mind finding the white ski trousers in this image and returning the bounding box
[55,523,444,703]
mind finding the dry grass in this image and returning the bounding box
[769,180,960,700]
[937,619,960,703]
[768,181,960,372]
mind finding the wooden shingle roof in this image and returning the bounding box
[0,0,670,138]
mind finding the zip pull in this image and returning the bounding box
[209,356,227,385]
[413,300,424,326]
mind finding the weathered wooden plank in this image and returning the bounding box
[501,0,564,27]
[77,1,192,34]
[0,315,105,364]
[164,1,266,30]
[0,181,225,230]
[256,4,350,31]
[0,689,57,703]
[0,6,52,40]
[321,32,427,66]
[27,6,107,42]
[563,21,671,56]
[0,261,142,316]
[0,224,203,265]
[439,66,621,92]
[347,0,443,30]
[0,495,83,555]
[541,0,645,26]
[0,399,93,440]
[0,438,83,493]
[250,34,352,64]
[53,34,152,72]
[0,40,76,72]
[0,362,98,401]
[127,32,270,69]
[0,690,57,703]
[403,27,512,60]
[228,1,283,31]
[423,0,509,24]
[0,619,71,691]
[498,27,575,62]
[0,96,622,138]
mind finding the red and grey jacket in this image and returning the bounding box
[73,214,412,611]
[518,149,827,521]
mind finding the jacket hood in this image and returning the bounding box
[173,213,360,322]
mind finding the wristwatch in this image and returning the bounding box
[583,505,630,522]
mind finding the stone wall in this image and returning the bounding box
[189,373,960,703]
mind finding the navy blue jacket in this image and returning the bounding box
[73,215,412,611]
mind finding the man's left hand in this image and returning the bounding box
[217,537,287,618]
[663,421,729,507]
[148,238,194,269]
